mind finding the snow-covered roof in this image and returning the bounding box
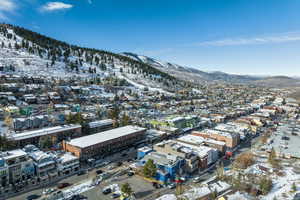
[8,124,81,141]
[202,129,236,138]
[1,149,27,160]
[177,134,226,146]
[156,194,177,200]
[66,125,146,149]
[57,153,78,163]
[88,119,114,128]
[176,141,215,158]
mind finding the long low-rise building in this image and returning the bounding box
[62,125,146,161]
[7,124,82,147]
[87,119,114,134]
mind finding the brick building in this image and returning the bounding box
[63,126,146,161]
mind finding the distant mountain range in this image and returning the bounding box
[122,52,300,87]
[0,23,299,89]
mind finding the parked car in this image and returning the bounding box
[70,194,88,200]
[57,182,72,189]
[111,193,120,199]
[152,182,163,189]
[179,177,186,182]
[127,171,134,176]
[42,188,56,195]
[281,136,290,140]
[192,177,201,183]
[26,194,41,200]
[294,193,300,200]
[102,188,112,195]
[96,169,103,175]
[167,183,176,189]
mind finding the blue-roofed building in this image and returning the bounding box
[140,151,185,183]
[137,146,153,160]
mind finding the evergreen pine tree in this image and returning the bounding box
[292,182,297,192]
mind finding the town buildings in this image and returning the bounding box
[28,150,58,182]
[56,152,80,176]
[8,124,82,147]
[140,151,185,182]
[87,119,114,134]
[154,140,199,173]
[192,129,240,149]
[63,125,146,161]
[0,149,35,189]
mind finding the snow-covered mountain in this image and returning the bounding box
[122,52,262,84]
[0,24,180,93]
[0,23,298,88]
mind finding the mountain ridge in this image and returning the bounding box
[0,23,184,93]
[0,23,299,88]
[122,52,263,84]
[122,52,300,87]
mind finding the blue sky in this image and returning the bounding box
[1,0,300,76]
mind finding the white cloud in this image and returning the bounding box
[41,2,73,12]
[0,0,15,12]
[0,0,17,20]
[196,32,300,46]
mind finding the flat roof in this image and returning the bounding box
[1,149,27,160]
[176,141,214,157]
[66,125,146,149]
[58,153,78,163]
[88,119,114,128]
[178,134,226,146]
[201,129,235,138]
[8,124,81,141]
[142,151,180,166]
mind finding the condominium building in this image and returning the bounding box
[63,126,146,161]
[56,153,79,176]
[8,124,82,147]
[1,149,35,188]
[28,151,57,182]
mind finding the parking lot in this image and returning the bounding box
[82,174,168,200]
